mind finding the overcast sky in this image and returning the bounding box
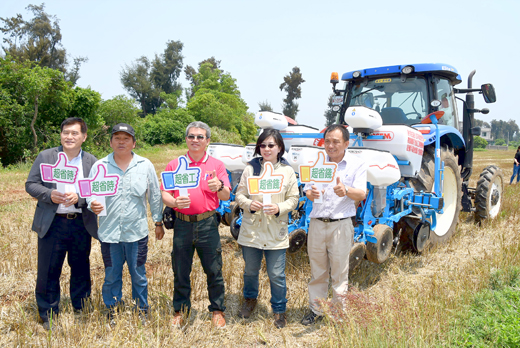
[1,0,518,130]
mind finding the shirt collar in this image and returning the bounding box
[326,151,348,165]
[186,151,209,164]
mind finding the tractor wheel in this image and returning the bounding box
[227,202,242,227]
[288,228,307,254]
[349,243,366,273]
[366,224,393,264]
[230,216,241,241]
[222,202,237,226]
[474,165,504,223]
[409,146,461,245]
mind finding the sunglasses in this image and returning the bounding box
[187,135,206,140]
[259,144,277,149]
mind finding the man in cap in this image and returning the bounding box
[89,123,164,323]
[26,117,98,331]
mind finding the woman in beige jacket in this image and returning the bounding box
[235,128,299,329]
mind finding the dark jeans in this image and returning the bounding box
[36,215,92,321]
[171,214,225,313]
[242,246,287,313]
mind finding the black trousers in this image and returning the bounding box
[172,214,225,313]
[36,215,92,321]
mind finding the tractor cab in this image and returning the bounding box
[331,63,496,179]
[333,64,462,129]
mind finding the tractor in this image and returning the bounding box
[211,63,503,269]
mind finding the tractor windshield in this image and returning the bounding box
[347,76,429,125]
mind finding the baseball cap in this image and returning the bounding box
[112,123,135,138]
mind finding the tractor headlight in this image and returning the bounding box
[352,71,361,78]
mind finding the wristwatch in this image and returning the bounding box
[217,179,225,192]
[155,222,163,227]
[345,186,349,194]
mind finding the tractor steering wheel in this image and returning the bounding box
[405,111,421,119]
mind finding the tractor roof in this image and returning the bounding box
[342,63,462,85]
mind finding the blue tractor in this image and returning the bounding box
[214,63,503,269]
[326,63,503,268]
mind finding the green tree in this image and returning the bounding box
[323,94,336,127]
[258,100,273,112]
[0,56,105,164]
[494,138,506,146]
[490,119,519,142]
[138,108,194,146]
[0,3,87,85]
[279,66,305,120]
[474,135,488,149]
[121,40,184,115]
[186,62,256,145]
[184,57,221,101]
[474,119,490,128]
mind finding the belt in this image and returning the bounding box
[56,213,81,219]
[316,217,349,223]
[175,210,215,223]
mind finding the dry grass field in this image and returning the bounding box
[0,146,518,347]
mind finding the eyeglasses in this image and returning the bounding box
[259,144,277,149]
[187,135,206,140]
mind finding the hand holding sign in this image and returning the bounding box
[78,163,121,216]
[299,151,338,203]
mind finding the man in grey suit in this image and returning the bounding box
[26,117,98,330]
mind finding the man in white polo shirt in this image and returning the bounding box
[301,124,367,325]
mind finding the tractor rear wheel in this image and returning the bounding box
[409,146,461,245]
[366,224,393,264]
[474,165,504,223]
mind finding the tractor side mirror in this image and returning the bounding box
[481,84,496,103]
[471,127,481,136]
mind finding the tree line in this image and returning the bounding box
[0,4,320,167]
[0,4,268,166]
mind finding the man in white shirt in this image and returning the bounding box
[301,124,367,325]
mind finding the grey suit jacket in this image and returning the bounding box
[25,146,99,239]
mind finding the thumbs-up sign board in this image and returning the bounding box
[40,152,79,185]
[247,162,285,204]
[299,151,337,203]
[78,164,120,198]
[161,156,201,198]
[78,163,121,216]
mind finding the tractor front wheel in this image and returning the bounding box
[474,165,504,223]
[410,146,461,245]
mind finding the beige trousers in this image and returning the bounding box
[307,218,353,315]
